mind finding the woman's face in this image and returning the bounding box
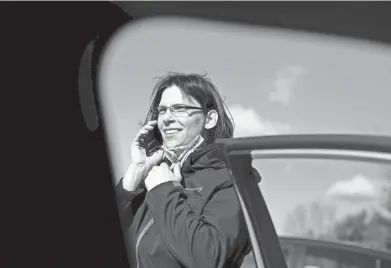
[157,85,205,148]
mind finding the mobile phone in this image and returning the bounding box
[144,127,162,157]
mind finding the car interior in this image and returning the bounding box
[5,2,390,267]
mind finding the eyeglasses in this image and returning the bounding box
[152,104,204,117]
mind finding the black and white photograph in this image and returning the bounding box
[3,2,391,268]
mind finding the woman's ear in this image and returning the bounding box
[204,110,218,130]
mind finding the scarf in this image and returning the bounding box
[162,134,205,170]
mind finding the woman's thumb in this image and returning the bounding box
[173,163,182,182]
[150,149,163,163]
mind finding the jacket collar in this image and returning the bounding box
[181,141,262,183]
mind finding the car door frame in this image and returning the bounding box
[216,134,391,268]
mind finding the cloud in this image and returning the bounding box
[326,174,376,200]
[229,104,292,137]
[268,65,308,106]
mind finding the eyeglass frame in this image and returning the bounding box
[152,104,205,117]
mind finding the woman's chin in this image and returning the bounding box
[164,140,182,149]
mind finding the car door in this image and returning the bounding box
[216,134,391,268]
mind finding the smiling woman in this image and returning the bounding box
[113,72,261,268]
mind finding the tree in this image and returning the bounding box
[283,201,337,239]
[379,168,391,212]
[334,210,368,242]
[282,168,391,252]
[331,168,391,251]
[379,168,391,251]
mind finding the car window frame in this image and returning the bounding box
[88,3,391,267]
[216,134,391,268]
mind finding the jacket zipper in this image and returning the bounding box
[136,217,154,268]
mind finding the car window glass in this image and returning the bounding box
[250,157,391,268]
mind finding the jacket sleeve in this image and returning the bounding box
[114,177,146,231]
[145,170,250,268]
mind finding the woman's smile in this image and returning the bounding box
[163,128,184,141]
[163,128,182,135]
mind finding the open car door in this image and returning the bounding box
[216,134,391,268]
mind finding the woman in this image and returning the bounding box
[115,73,261,268]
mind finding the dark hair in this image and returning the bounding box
[144,72,234,144]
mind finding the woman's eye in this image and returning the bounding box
[157,108,166,114]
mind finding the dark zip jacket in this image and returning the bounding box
[115,143,262,268]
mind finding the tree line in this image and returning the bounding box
[283,171,391,252]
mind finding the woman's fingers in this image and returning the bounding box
[132,131,144,144]
[139,121,157,134]
[173,163,182,182]
[149,149,164,164]
[132,121,158,143]
[139,129,149,135]
[145,120,157,128]
[144,125,154,130]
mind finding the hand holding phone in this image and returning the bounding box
[123,121,163,191]
[131,120,163,169]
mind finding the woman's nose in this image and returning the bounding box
[162,109,175,123]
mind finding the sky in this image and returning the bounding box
[98,17,391,235]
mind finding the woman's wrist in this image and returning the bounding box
[122,162,149,191]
